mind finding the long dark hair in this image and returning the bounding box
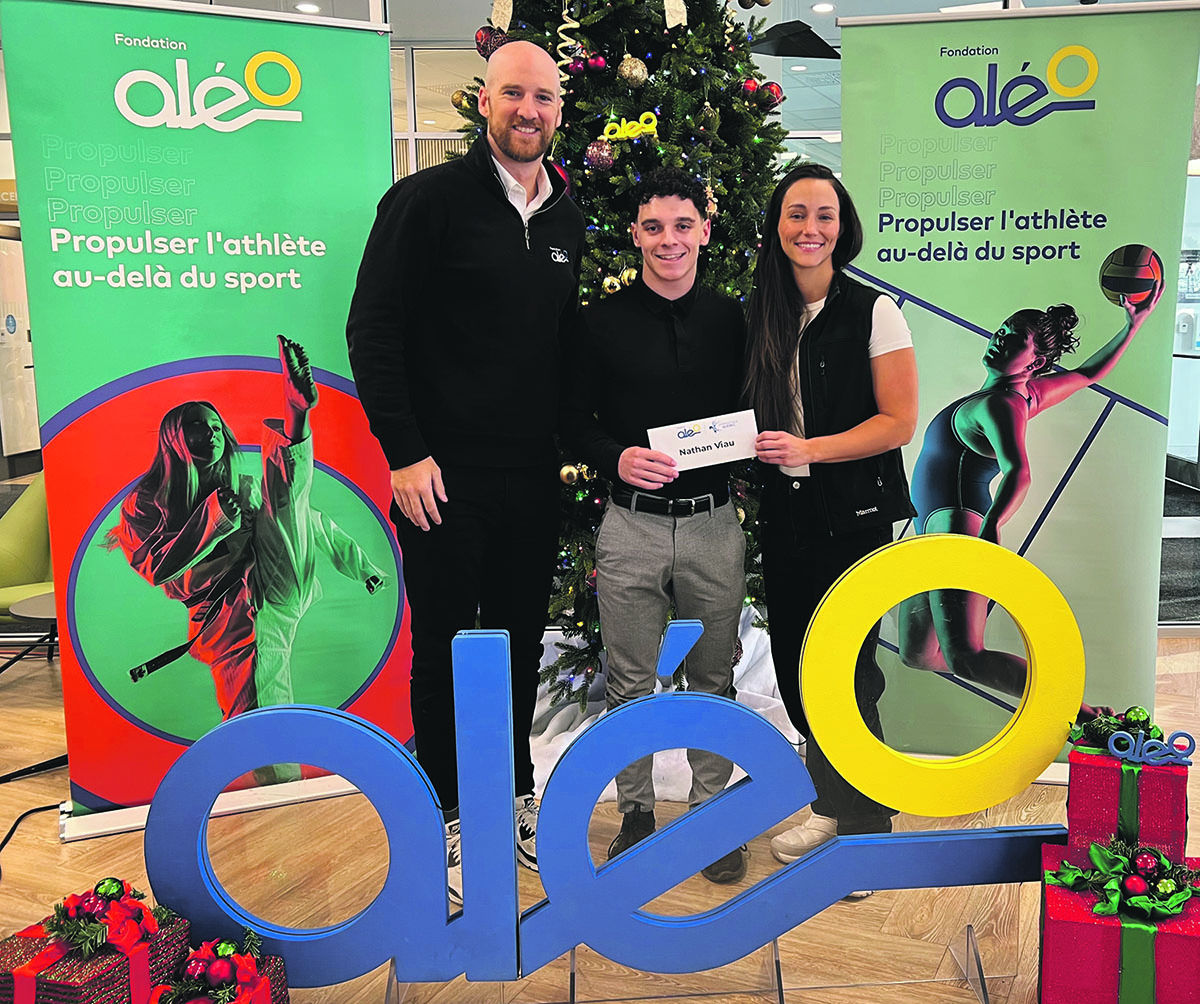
[743,163,864,432]
[105,401,239,546]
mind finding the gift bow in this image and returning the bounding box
[1046,843,1195,920]
[12,923,151,1004]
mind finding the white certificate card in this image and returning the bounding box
[646,409,759,472]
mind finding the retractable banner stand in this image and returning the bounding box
[840,6,1200,756]
[1,0,403,819]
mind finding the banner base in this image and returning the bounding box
[59,773,359,842]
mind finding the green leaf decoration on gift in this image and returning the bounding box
[1045,862,1089,889]
[1090,842,1131,875]
[1048,841,1197,921]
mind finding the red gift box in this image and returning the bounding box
[245,954,288,1004]
[148,947,288,1004]
[1065,747,1189,868]
[1039,844,1200,1004]
[0,915,189,1004]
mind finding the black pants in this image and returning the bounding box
[760,473,896,835]
[393,463,560,814]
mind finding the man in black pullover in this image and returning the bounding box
[563,168,748,883]
[346,40,584,906]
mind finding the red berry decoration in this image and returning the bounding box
[587,52,607,72]
[204,957,235,987]
[741,78,759,96]
[1122,874,1149,897]
[759,81,785,111]
[185,958,209,979]
[1134,851,1161,879]
[78,891,106,916]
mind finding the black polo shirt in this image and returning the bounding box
[563,276,746,502]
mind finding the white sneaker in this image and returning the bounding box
[769,812,837,863]
[515,794,539,872]
[445,819,463,907]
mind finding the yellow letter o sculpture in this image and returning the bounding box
[800,534,1084,817]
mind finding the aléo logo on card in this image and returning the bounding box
[934,44,1098,128]
[114,50,303,133]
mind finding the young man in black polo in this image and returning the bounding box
[563,167,748,882]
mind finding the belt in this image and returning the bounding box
[610,490,727,517]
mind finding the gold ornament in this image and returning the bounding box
[706,183,718,218]
[602,275,622,294]
[451,89,472,111]
[620,267,638,286]
[580,464,597,481]
[560,464,580,484]
[737,507,746,525]
[617,54,649,88]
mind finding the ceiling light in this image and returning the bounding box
[790,65,808,72]
[422,119,437,125]
[811,3,835,12]
[294,2,320,11]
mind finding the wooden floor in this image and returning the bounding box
[3,639,1200,1004]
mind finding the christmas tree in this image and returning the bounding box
[457,0,785,708]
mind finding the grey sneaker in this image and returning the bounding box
[515,794,539,872]
[445,819,463,907]
[607,808,656,860]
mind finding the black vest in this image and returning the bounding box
[797,271,916,535]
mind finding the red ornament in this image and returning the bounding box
[475,26,509,60]
[567,58,586,75]
[759,81,785,111]
[587,52,607,71]
[205,958,235,987]
[1122,874,1149,897]
[551,162,570,192]
[1134,851,1161,879]
[584,138,614,171]
[185,958,209,978]
[740,78,759,96]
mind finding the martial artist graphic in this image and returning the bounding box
[899,283,1161,703]
[106,336,388,724]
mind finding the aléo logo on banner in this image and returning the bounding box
[114,51,303,133]
[935,45,1097,128]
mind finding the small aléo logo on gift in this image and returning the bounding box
[677,423,703,439]
[114,51,302,133]
[934,44,1097,128]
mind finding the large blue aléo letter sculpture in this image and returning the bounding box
[145,621,1065,987]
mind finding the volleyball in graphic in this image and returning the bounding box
[1098,244,1163,306]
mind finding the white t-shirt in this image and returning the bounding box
[782,294,913,477]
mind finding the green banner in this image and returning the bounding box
[2,0,405,813]
[841,8,1200,755]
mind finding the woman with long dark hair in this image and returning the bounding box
[107,336,386,721]
[744,164,918,877]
